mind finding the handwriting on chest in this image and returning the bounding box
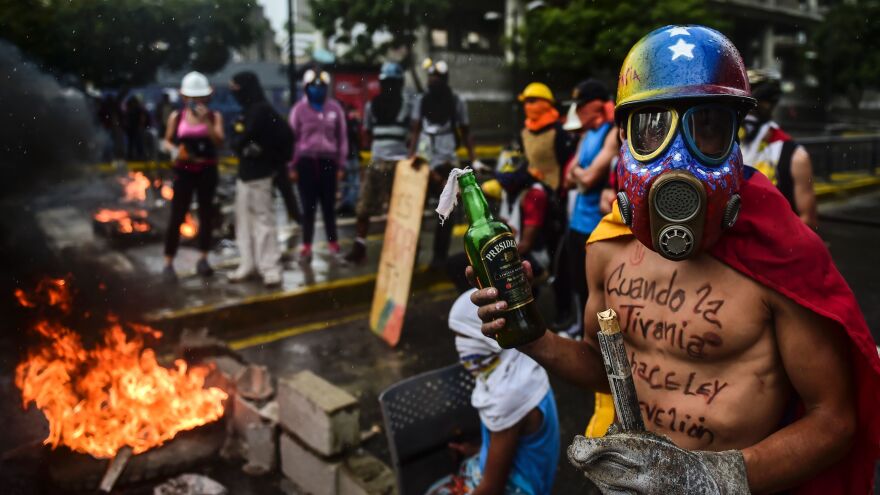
[606,262,727,359]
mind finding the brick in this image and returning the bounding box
[277,371,360,456]
[242,422,277,474]
[280,433,339,495]
[339,452,397,495]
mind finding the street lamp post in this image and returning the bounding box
[287,0,297,104]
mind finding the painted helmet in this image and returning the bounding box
[615,25,754,123]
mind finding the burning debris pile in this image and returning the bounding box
[92,171,198,242]
[14,277,227,459]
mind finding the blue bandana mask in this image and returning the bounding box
[306,84,327,111]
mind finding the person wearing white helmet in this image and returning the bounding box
[160,71,224,283]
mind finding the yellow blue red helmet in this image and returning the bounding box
[615,25,755,122]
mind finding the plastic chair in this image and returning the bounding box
[378,363,481,494]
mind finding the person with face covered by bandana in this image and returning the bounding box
[288,68,348,263]
[467,26,879,494]
[410,59,481,268]
[227,71,289,286]
[740,69,817,229]
[559,79,619,337]
[518,83,576,192]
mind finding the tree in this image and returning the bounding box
[520,0,724,80]
[309,0,450,64]
[0,0,265,88]
[813,1,880,110]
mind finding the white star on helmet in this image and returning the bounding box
[668,27,691,37]
[669,38,696,61]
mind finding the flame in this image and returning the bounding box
[14,279,227,459]
[119,171,151,203]
[161,185,174,201]
[94,209,151,234]
[180,213,198,238]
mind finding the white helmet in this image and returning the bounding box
[180,71,212,97]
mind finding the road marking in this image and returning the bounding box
[229,313,365,350]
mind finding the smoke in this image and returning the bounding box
[0,40,101,195]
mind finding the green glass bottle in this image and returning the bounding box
[458,170,546,348]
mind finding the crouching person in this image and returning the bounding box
[426,290,560,495]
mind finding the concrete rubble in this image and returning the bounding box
[278,370,397,495]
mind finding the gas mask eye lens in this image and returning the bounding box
[684,106,736,163]
[629,107,675,161]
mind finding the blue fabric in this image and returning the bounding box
[306,85,327,111]
[570,123,612,235]
[478,390,560,495]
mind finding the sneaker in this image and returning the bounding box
[263,272,282,287]
[196,258,214,277]
[344,240,367,264]
[557,321,583,340]
[299,245,312,264]
[162,265,178,284]
[227,267,257,283]
[328,241,340,255]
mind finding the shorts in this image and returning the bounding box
[356,159,398,218]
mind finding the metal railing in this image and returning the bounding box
[797,134,880,179]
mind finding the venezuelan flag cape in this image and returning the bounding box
[587,169,880,494]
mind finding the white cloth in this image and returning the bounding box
[234,177,281,279]
[448,290,550,432]
[435,167,472,225]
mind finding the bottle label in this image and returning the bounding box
[480,233,534,310]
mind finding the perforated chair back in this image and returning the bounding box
[378,363,480,494]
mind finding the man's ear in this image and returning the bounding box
[618,127,626,142]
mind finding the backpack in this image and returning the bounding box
[263,110,294,163]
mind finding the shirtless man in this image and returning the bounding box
[468,26,879,494]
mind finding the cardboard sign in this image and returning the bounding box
[370,158,430,346]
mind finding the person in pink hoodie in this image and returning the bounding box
[288,68,348,263]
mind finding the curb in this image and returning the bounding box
[145,264,455,340]
[815,176,880,201]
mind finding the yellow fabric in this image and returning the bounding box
[586,201,633,245]
[584,201,633,438]
[481,179,502,200]
[585,392,616,437]
[518,82,555,102]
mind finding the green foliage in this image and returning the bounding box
[309,0,450,63]
[520,0,723,78]
[0,0,264,88]
[814,1,880,109]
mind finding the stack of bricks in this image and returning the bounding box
[278,370,396,495]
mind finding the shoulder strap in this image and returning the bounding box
[776,140,798,211]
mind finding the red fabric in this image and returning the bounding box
[709,171,880,494]
[522,186,547,227]
[766,125,792,144]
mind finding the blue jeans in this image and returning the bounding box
[340,155,361,209]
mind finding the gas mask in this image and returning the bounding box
[616,103,743,261]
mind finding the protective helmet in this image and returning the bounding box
[518,82,555,103]
[747,69,782,103]
[615,25,754,123]
[379,62,404,80]
[180,71,212,98]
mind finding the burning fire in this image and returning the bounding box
[119,171,151,203]
[161,184,174,201]
[15,278,227,459]
[180,213,198,238]
[94,208,151,234]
